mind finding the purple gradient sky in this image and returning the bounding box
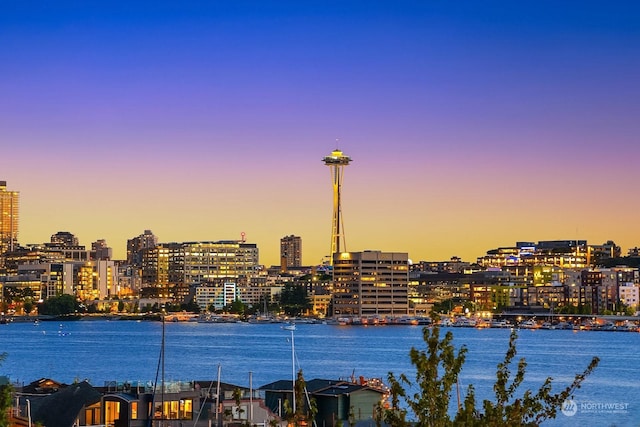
[1,1,639,265]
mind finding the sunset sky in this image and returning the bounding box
[2,1,639,266]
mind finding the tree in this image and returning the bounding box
[383,323,599,426]
[284,370,317,426]
[226,298,247,315]
[279,284,311,317]
[453,330,599,426]
[384,325,467,427]
[232,387,251,426]
[22,299,34,315]
[38,294,79,316]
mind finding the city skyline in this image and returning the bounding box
[2,1,639,266]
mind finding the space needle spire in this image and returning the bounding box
[323,149,352,263]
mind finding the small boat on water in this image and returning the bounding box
[518,319,539,329]
[490,319,510,328]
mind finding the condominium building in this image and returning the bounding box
[142,241,259,287]
[0,181,19,255]
[127,230,158,266]
[16,260,116,300]
[332,250,409,318]
[280,235,302,269]
[476,240,621,270]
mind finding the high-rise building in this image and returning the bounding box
[0,181,19,255]
[280,235,302,269]
[127,230,158,266]
[332,250,409,318]
[323,149,351,262]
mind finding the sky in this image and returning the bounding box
[1,1,639,266]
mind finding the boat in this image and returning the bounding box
[490,319,509,328]
[518,319,538,329]
[616,321,638,332]
[452,317,476,327]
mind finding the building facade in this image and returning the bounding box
[0,181,19,255]
[50,231,79,247]
[332,250,409,318]
[280,235,302,269]
[127,230,158,266]
[142,241,260,288]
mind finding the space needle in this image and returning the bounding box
[323,149,352,263]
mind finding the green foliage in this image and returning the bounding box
[284,370,317,426]
[385,325,467,427]
[180,300,201,313]
[225,298,247,315]
[22,299,34,315]
[279,284,311,316]
[0,384,11,427]
[384,325,599,427]
[38,294,79,315]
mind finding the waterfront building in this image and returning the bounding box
[332,250,409,318]
[0,180,19,255]
[478,240,620,270]
[182,241,259,283]
[280,234,302,270]
[2,260,117,304]
[237,279,277,309]
[12,377,280,427]
[192,281,242,311]
[141,241,259,303]
[261,378,385,427]
[619,283,639,311]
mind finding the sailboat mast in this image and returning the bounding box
[291,326,296,415]
[215,364,222,427]
[161,313,165,421]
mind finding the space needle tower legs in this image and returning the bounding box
[323,149,352,264]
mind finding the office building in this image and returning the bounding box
[0,181,19,255]
[280,235,302,269]
[332,250,409,318]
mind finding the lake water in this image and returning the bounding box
[1,319,638,426]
